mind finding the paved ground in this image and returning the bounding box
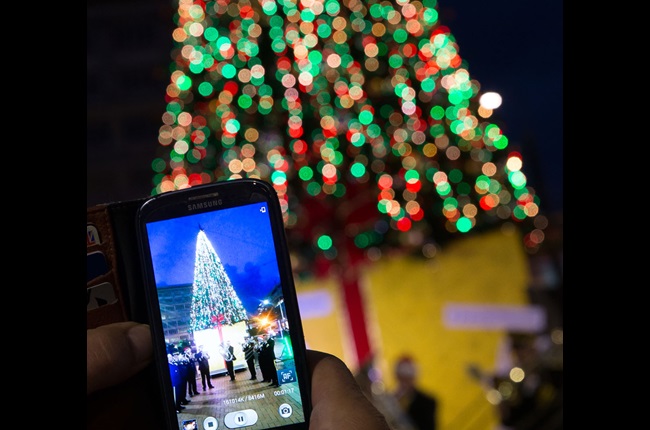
[176,358,305,429]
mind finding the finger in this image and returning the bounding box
[307,350,390,430]
[87,322,153,395]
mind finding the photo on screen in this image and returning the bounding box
[145,202,305,429]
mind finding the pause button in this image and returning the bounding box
[224,409,258,428]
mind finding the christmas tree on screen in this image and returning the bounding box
[189,229,248,332]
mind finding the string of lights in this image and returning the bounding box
[152,0,547,273]
[190,230,248,331]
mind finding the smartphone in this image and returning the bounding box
[136,179,311,430]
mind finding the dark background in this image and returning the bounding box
[87,0,175,206]
[444,1,563,214]
[87,0,563,216]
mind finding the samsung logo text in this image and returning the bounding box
[188,200,223,211]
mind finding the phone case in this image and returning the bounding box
[87,198,167,430]
[86,198,149,329]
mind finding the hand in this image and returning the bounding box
[87,321,153,395]
[307,349,391,430]
[87,321,165,430]
[87,322,389,429]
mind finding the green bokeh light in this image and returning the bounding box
[221,64,236,79]
[350,162,366,177]
[456,217,473,232]
[176,75,192,91]
[317,235,333,250]
[299,166,314,180]
[198,81,214,97]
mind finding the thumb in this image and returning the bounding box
[87,322,153,395]
[307,350,390,430]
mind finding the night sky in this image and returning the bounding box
[145,201,281,314]
[440,1,564,213]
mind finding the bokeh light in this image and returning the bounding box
[152,0,548,272]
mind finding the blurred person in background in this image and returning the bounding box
[495,332,562,430]
[354,356,418,430]
[467,332,563,430]
[393,355,438,430]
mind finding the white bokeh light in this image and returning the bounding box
[479,91,503,109]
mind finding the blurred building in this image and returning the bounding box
[87,0,173,206]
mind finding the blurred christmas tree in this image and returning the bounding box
[151,0,546,276]
[152,0,550,365]
[189,229,248,332]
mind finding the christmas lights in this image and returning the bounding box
[152,0,546,274]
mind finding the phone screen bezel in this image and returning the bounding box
[136,179,311,430]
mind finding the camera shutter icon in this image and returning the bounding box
[278,403,293,418]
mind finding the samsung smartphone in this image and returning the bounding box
[136,179,311,430]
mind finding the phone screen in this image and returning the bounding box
[138,180,310,430]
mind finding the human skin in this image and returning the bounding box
[87,322,390,430]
